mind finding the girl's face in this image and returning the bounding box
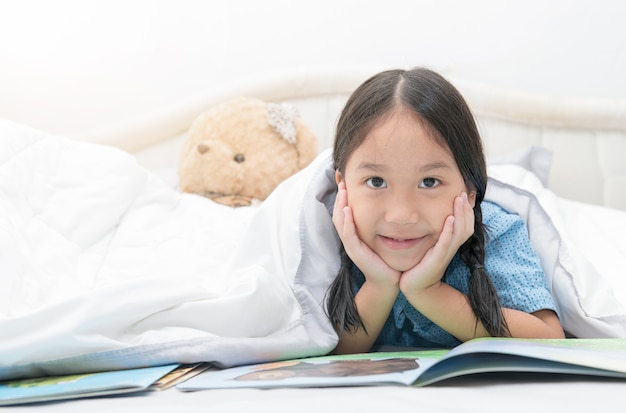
[337,108,475,272]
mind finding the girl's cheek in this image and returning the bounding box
[348,205,364,232]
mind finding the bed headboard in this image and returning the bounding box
[71,66,626,211]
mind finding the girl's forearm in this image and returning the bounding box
[403,282,564,342]
[501,308,565,339]
[332,281,399,354]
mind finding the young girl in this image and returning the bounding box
[326,67,565,354]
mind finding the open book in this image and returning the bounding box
[177,338,626,390]
[0,363,211,406]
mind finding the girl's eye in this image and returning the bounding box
[366,176,387,189]
[419,177,440,188]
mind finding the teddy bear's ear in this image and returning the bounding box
[266,102,299,144]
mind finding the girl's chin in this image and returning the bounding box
[374,241,430,272]
[382,257,423,273]
[390,264,417,272]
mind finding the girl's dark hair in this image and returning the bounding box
[326,67,510,339]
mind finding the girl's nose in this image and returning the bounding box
[384,193,419,225]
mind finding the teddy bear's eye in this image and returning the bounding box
[234,153,245,163]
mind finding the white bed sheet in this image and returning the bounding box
[3,375,624,413]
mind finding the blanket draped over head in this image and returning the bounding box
[0,118,624,380]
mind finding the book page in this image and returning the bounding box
[177,353,444,390]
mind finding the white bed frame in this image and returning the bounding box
[42,66,625,413]
[72,65,626,211]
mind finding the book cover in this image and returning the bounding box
[150,363,214,390]
[177,338,626,391]
[0,364,180,406]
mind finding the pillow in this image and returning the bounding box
[486,163,626,338]
[488,145,553,187]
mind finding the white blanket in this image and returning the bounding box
[1,118,625,381]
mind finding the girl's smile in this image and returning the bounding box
[337,106,475,272]
[379,235,424,250]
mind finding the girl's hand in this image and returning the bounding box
[399,192,475,296]
[333,181,401,288]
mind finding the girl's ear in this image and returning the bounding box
[468,190,477,208]
[335,169,343,185]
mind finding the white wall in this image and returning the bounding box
[1,0,624,135]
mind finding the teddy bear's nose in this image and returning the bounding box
[197,143,210,154]
[234,153,245,163]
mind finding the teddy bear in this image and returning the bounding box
[178,97,318,207]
